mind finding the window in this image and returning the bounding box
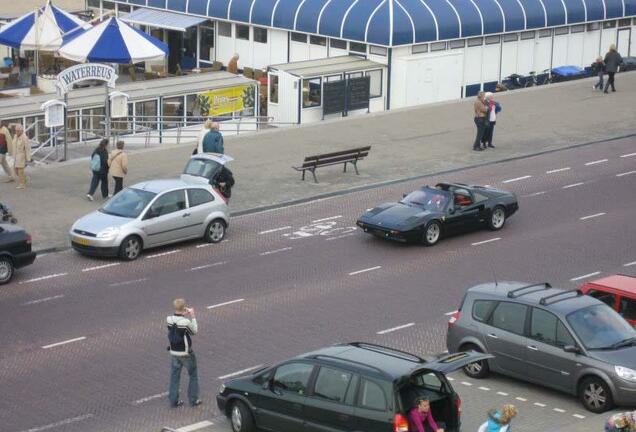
[587,22,601,31]
[291,32,307,43]
[570,24,585,33]
[530,308,558,345]
[412,43,429,53]
[136,100,158,130]
[491,302,527,335]
[520,31,535,40]
[349,42,367,53]
[567,304,635,350]
[369,45,387,56]
[366,69,382,98]
[199,25,215,61]
[474,192,489,203]
[254,27,267,43]
[555,26,569,35]
[344,374,359,405]
[603,20,616,29]
[430,41,447,51]
[450,39,466,49]
[269,74,279,103]
[310,35,326,46]
[102,188,156,219]
[313,367,353,403]
[618,18,631,27]
[413,372,443,392]
[539,29,552,38]
[467,37,483,47]
[326,74,342,82]
[273,363,314,395]
[620,298,636,321]
[218,21,232,37]
[587,290,617,308]
[330,38,347,49]
[485,35,500,44]
[236,24,249,40]
[473,300,496,322]
[162,96,184,128]
[148,190,186,218]
[359,379,387,411]
[302,78,321,108]
[503,33,518,42]
[187,189,214,207]
[556,321,575,347]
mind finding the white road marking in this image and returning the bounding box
[82,262,120,272]
[349,266,382,276]
[515,397,527,402]
[132,392,168,405]
[624,261,636,267]
[562,182,585,189]
[471,237,501,246]
[478,386,490,391]
[553,408,566,413]
[42,336,86,350]
[528,191,547,196]
[19,272,68,284]
[534,402,546,407]
[496,391,509,396]
[190,261,227,271]
[218,364,264,380]
[20,414,94,432]
[109,278,148,287]
[258,226,291,235]
[22,294,65,306]
[207,298,244,310]
[366,208,373,211]
[325,232,358,241]
[570,271,601,281]
[177,421,215,432]
[573,414,586,419]
[260,247,293,256]
[461,381,473,386]
[579,212,606,220]
[502,175,532,183]
[617,170,636,177]
[620,152,636,158]
[312,215,342,223]
[584,159,608,166]
[146,249,180,259]
[546,167,571,174]
[445,310,458,316]
[376,322,415,335]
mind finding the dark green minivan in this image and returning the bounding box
[216,342,491,432]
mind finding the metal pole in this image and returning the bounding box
[105,84,111,140]
[63,92,68,161]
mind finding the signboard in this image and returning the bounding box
[347,76,370,112]
[41,100,66,128]
[323,80,346,115]
[196,85,254,116]
[56,63,118,96]
[109,92,129,118]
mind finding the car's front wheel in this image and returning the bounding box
[230,400,255,432]
[205,219,226,243]
[488,206,506,230]
[579,377,613,413]
[422,221,442,246]
[461,344,490,378]
[118,236,143,261]
[0,256,14,285]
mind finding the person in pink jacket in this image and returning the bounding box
[408,397,444,432]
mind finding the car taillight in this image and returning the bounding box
[448,310,461,328]
[455,395,462,416]
[26,234,32,244]
[393,414,409,432]
[215,188,228,204]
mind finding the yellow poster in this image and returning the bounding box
[197,85,253,116]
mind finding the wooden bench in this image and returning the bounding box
[293,146,371,183]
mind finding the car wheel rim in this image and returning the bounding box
[231,406,242,431]
[209,222,224,242]
[0,261,10,281]
[465,362,482,375]
[426,224,440,243]
[584,383,606,408]
[492,208,505,228]
[125,239,140,259]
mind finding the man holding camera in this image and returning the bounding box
[167,298,201,407]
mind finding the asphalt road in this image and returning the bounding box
[1,137,635,432]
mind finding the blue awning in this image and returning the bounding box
[121,8,207,32]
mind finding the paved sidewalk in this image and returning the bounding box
[1,72,635,252]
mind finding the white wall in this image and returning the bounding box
[309,44,327,60]
[463,46,483,92]
[501,41,518,78]
[217,33,235,67]
[269,30,289,65]
[567,32,585,66]
[601,28,617,55]
[290,41,310,62]
[617,28,631,56]
[517,39,534,74]
[534,36,552,72]
[268,71,300,124]
[482,43,500,82]
[552,34,568,67]
[584,30,601,63]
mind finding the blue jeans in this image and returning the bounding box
[88,171,108,198]
[595,71,604,89]
[168,353,199,406]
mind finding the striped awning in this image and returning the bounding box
[121,8,207,32]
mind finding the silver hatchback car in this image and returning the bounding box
[70,179,229,260]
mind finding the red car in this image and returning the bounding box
[581,275,636,326]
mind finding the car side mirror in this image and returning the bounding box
[563,345,581,354]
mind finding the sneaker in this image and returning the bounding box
[191,399,202,407]
[171,400,184,408]
[488,144,496,148]
[473,147,483,152]
[603,90,608,94]
[86,194,94,201]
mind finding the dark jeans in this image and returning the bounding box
[604,72,616,92]
[113,176,123,195]
[594,71,604,89]
[473,117,486,149]
[88,171,108,198]
[482,121,496,146]
[168,353,199,406]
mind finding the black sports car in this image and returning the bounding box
[356,182,518,245]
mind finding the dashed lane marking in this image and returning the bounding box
[461,381,473,386]
[445,310,458,316]
[132,392,168,405]
[82,262,120,272]
[620,152,636,158]
[190,261,227,271]
[312,215,342,223]
[260,247,293,256]
[584,159,608,166]
[515,397,527,402]
[176,421,215,432]
[553,408,566,413]
[258,226,292,235]
[527,191,547,197]
[325,232,358,241]
[624,261,636,267]
[546,167,571,174]
[19,273,68,284]
[348,266,382,276]
[218,364,264,380]
[19,414,94,432]
[146,250,180,259]
[617,170,636,177]
[496,392,508,396]
[534,402,546,407]
[471,237,501,246]
[22,294,65,306]
[579,212,606,220]
[502,175,532,183]
[207,298,244,310]
[377,322,415,335]
[42,336,86,350]
[573,414,586,419]
[570,271,601,281]
[196,240,229,248]
[563,182,585,189]
[109,278,148,287]
[478,387,490,391]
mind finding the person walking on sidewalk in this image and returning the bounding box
[591,56,605,90]
[473,91,488,151]
[167,298,201,408]
[202,122,224,154]
[194,119,213,155]
[86,139,109,201]
[108,140,128,195]
[481,93,500,149]
[13,124,31,190]
[0,121,15,182]
[603,44,623,94]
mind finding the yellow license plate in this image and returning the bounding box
[74,237,91,246]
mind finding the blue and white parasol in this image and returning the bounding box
[58,17,167,64]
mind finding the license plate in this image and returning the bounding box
[74,236,90,246]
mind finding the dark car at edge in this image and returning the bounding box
[0,223,36,285]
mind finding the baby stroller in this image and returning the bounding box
[0,202,17,224]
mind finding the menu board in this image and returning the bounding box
[323,80,346,115]
[347,76,370,112]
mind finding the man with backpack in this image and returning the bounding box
[0,121,14,182]
[167,298,201,408]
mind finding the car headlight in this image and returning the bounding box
[96,227,120,239]
[615,366,636,382]
[218,383,226,394]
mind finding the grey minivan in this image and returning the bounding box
[446,282,636,412]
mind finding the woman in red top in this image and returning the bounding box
[408,397,445,432]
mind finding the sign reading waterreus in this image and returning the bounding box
[56,63,118,96]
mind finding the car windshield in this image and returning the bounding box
[400,189,449,211]
[100,188,156,219]
[566,304,636,350]
[184,158,222,180]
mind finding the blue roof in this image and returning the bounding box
[114,0,634,46]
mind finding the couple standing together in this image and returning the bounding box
[473,91,500,151]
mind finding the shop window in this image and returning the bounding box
[449,39,465,49]
[185,94,206,123]
[310,35,326,46]
[520,31,535,40]
[254,27,267,43]
[554,26,569,35]
[618,19,631,27]
[330,38,347,49]
[503,33,518,42]
[236,24,250,40]
[349,42,367,53]
[81,107,105,137]
[218,21,232,37]
[467,37,483,46]
[269,74,279,104]
[291,32,307,43]
[346,72,363,79]
[366,69,382,98]
[485,35,500,44]
[136,100,157,130]
[102,1,116,11]
[603,20,616,29]
[430,41,447,51]
[539,29,552,38]
[302,78,321,108]
[412,43,428,53]
[162,96,185,128]
[369,45,387,56]
[570,24,585,33]
[326,74,342,82]
[199,26,215,61]
[587,22,601,31]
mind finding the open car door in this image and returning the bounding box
[181,154,234,185]
[414,351,494,375]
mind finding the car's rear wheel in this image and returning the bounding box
[205,219,226,243]
[488,206,506,230]
[422,221,442,246]
[118,236,142,261]
[230,400,255,432]
[579,377,613,413]
[0,256,14,285]
[461,344,490,379]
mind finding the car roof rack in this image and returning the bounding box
[539,289,583,306]
[310,354,389,377]
[346,342,426,363]
[507,283,552,298]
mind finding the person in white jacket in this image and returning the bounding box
[195,119,213,155]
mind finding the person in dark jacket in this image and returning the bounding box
[202,122,224,154]
[591,56,605,91]
[603,44,623,93]
[213,165,234,199]
[86,138,109,201]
